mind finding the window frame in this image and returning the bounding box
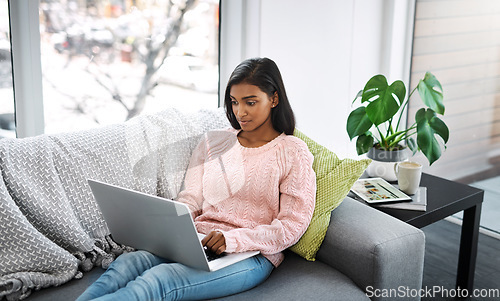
[9,0,44,138]
[218,0,261,106]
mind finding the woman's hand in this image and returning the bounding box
[201,231,226,255]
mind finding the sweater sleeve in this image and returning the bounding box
[176,135,207,218]
[221,142,316,255]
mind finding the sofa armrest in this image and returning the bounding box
[316,197,425,300]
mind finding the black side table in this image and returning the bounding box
[361,173,484,292]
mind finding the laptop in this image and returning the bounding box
[88,179,259,272]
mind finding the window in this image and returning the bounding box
[39,0,219,134]
[0,0,15,138]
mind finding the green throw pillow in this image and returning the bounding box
[289,129,371,261]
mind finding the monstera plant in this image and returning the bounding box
[346,72,449,165]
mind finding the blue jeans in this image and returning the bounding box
[76,251,274,301]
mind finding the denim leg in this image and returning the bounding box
[89,254,273,301]
[76,251,169,301]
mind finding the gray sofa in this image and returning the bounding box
[27,197,425,301]
[0,108,425,301]
[30,197,425,301]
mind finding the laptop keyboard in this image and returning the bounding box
[204,247,227,262]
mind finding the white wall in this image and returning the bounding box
[220,0,415,158]
[260,1,368,158]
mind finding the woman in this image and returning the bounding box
[77,57,316,301]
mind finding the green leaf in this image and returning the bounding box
[361,75,388,103]
[407,137,417,155]
[363,75,402,125]
[418,72,444,115]
[390,80,406,106]
[356,133,374,155]
[429,116,449,143]
[352,90,363,104]
[415,108,426,123]
[415,108,448,165]
[346,106,373,140]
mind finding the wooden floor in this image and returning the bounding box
[421,220,500,300]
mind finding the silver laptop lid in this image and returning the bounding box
[88,179,210,271]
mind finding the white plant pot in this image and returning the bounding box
[366,146,410,182]
[366,160,399,181]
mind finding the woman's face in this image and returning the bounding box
[229,83,278,134]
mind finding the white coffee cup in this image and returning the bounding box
[394,161,422,195]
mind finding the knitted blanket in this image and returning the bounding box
[0,108,229,300]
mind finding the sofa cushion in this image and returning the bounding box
[316,197,425,295]
[27,251,370,301]
[289,130,371,261]
[213,251,370,301]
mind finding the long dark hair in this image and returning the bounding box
[224,57,296,135]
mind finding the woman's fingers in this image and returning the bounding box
[213,239,226,254]
[202,231,226,254]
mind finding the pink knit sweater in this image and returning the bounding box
[176,128,316,267]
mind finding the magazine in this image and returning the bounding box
[373,187,427,211]
[350,177,412,203]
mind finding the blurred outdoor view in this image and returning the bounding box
[1,0,219,137]
[40,0,219,134]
